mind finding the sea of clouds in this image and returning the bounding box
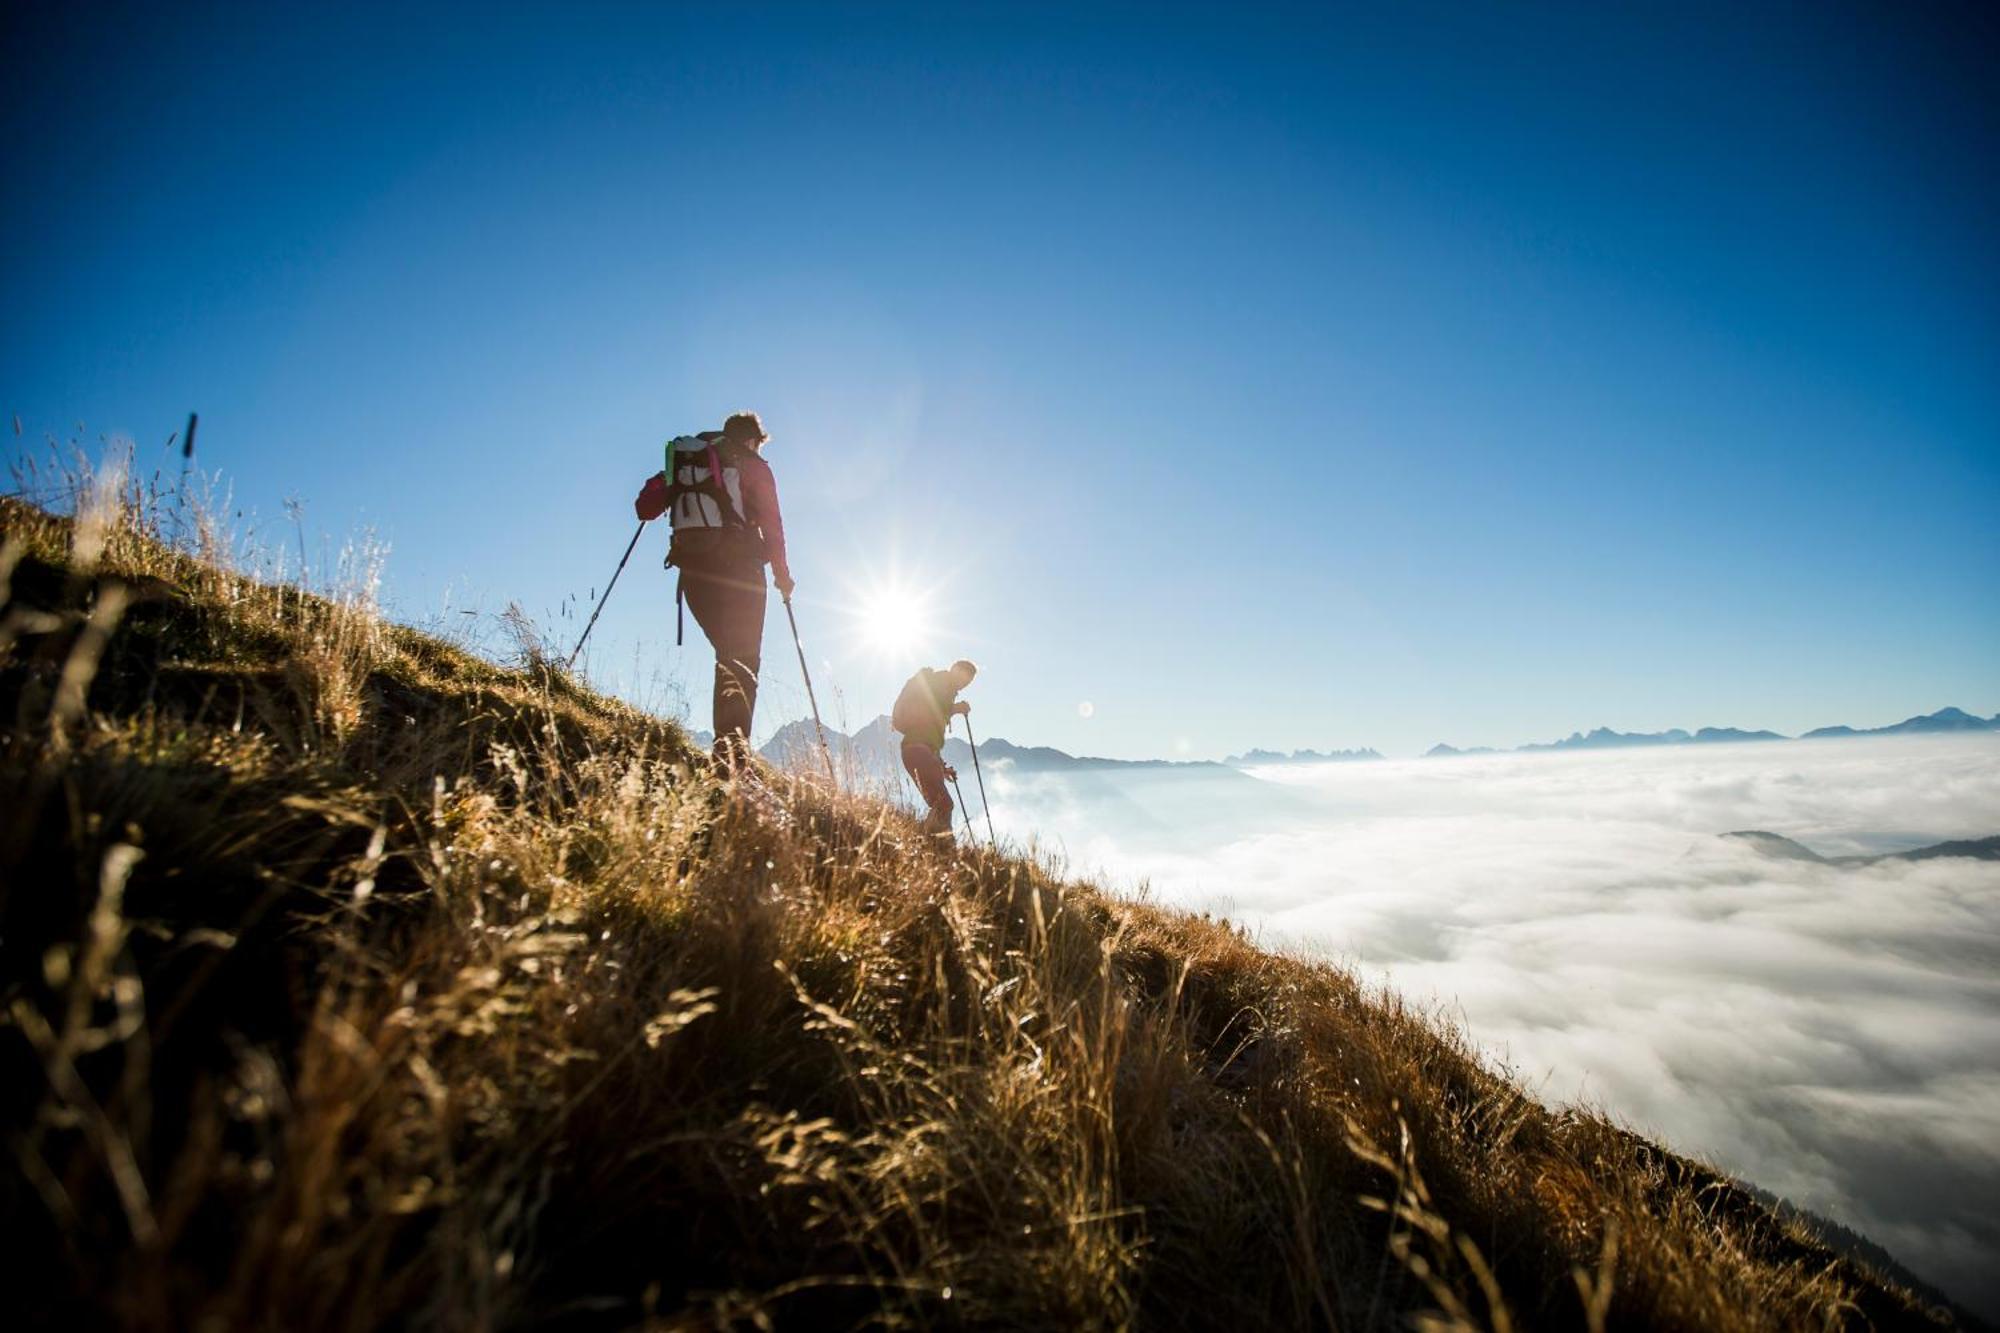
[977,733,2000,1318]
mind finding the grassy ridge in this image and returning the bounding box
[0,480,1952,1330]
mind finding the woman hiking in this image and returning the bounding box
[634,411,793,768]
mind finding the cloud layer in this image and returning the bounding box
[980,735,2000,1316]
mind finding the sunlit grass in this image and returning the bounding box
[0,447,1948,1331]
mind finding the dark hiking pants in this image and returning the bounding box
[680,556,767,758]
[901,740,953,832]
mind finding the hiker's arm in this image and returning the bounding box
[952,700,970,717]
[634,472,668,521]
[745,458,793,594]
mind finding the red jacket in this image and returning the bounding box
[635,448,791,587]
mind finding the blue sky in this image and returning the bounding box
[5,1,1995,758]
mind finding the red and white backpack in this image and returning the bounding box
[662,432,748,533]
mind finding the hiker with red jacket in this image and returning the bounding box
[634,411,793,765]
[892,659,977,834]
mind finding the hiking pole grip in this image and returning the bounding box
[566,520,647,669]
[782,595,838,786]
[959,715,997,848]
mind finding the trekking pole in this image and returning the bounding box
[782,594,838,786]
[958,715,997,848]
[948,771,971,839]
[566,521,647,669]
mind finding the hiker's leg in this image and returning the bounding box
[712,653,760,753]
[901,741,953,830]
[682,562,767,752]
[677,567,731,742]
[711,565,767,748]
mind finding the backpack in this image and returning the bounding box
[892,670,943,737]
[661,432,764,646]
[662,433,763,570]
[663,432,747,532]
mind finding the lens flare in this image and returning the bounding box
[858,587,928,658]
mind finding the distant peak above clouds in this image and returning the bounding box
[1802,705,2000,739]
[1225,747,1383,767]
[1723,830,2000,865]
[1519,726,1695,751]
[743,707,1997,768]
[1423,707,1997,759]
[756,715,1239,783]
[1239,710,1996,768]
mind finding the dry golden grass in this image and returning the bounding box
[0,460,1957,1330]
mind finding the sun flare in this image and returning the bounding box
[857,586,929,658]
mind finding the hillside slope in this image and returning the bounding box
[0,487,1958,1330]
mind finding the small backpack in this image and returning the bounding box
[892,670,942,737]
[662,432,747,534]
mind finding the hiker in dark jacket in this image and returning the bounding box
[892,660,977,834]
[634,411,793,765]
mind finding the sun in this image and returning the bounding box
[857,586,929,658]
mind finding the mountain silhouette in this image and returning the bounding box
[1694,726,1786,743]
[760,715,1243,784]
[1226,746,1383,766]
[1520,726,1694,751]
[1722,830,2000,865]
[1424,707,1996,758]
[751,707,1998,768]
[1803,706,2000,739]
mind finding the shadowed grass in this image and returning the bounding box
[0,464,1958,1331]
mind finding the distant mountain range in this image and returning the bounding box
[760,715,1239,786]
[753,714,1259,828]
[1209,707,1995,767]
[737,706,1998,771]
[1515,725,1785,752]
[1423,707,1998,759]
[1798,705,2000,739]
[1722,830,2000,865]
[1225,747,1383,767]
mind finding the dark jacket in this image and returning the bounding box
[892,668,960,751]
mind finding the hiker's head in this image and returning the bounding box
[722,411,768,451]
[947,659,978,690]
